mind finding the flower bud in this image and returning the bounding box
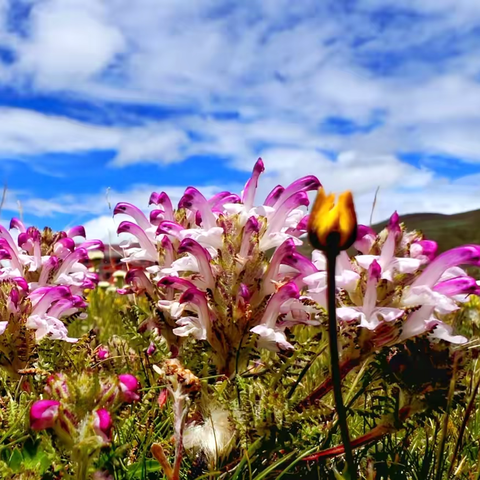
[97,347,109,360]
[45,373,69,399]
[147,342,156,356]
[118,374,140,403]
[93,408,113,443]
[308,188,357,251]
[157,389,169,409]
[30,400,61,430]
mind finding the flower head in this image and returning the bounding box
[308,188,357,251]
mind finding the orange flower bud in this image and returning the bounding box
[307,188,357,251]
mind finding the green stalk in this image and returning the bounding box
[326,239,356,479]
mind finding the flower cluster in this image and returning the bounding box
[30,372,140,449]
[115,159,477,379]
[0,221,103,374]
[115,159,321,375]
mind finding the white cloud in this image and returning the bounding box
[17,0,125,88]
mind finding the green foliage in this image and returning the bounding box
[1,287,480,479]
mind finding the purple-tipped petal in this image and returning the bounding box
[13,277,29,291]
[160,235,174,266]
[264,185,285,207]
[282,252,317,276]
[178,187,217,229]
[156,221,184,238]
[273,175,321,208]
[354,225,377,254]
[0,249,11,260]
[242,158,265,210]
[433,276,480,296]
[77,240,105,252]
[413,245,480,288]
[369,259,382,281]
[207,191,232,207]
[267,191,310,234]
[56,237,76,251]
[259,282,300,328]
[158,276,196,291]
[413,240,438,261]
[66,226,86,239]
[117,221,157,260]
[149,209,165,226]
[178,238,214,288]
[149,192,174,219]
[387,211,401,237]
[113,202,151,231]
[10,217,26,233]
[125,269,154,295]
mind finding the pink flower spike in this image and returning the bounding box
[66,226,86,239]
[98,348,109,360]
[242,158,265,210]
[93,409,113,443]
[114,202,151,231]
[30,400,61,430]
[118,374,140,403]
[10,217,26,233]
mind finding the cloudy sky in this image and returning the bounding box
[1,0,480,241]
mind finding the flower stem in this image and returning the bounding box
[326,240,356,479]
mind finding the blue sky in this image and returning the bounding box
[1,0,480,240]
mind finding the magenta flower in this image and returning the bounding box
[97,348,109,361]
[118,374,140,403]
[93,409,113,443]
[30,400,61,430]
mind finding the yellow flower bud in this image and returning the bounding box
[307,188,357,251]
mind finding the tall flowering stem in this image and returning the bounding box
[308,188,357,479]
[326,236,355,478]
